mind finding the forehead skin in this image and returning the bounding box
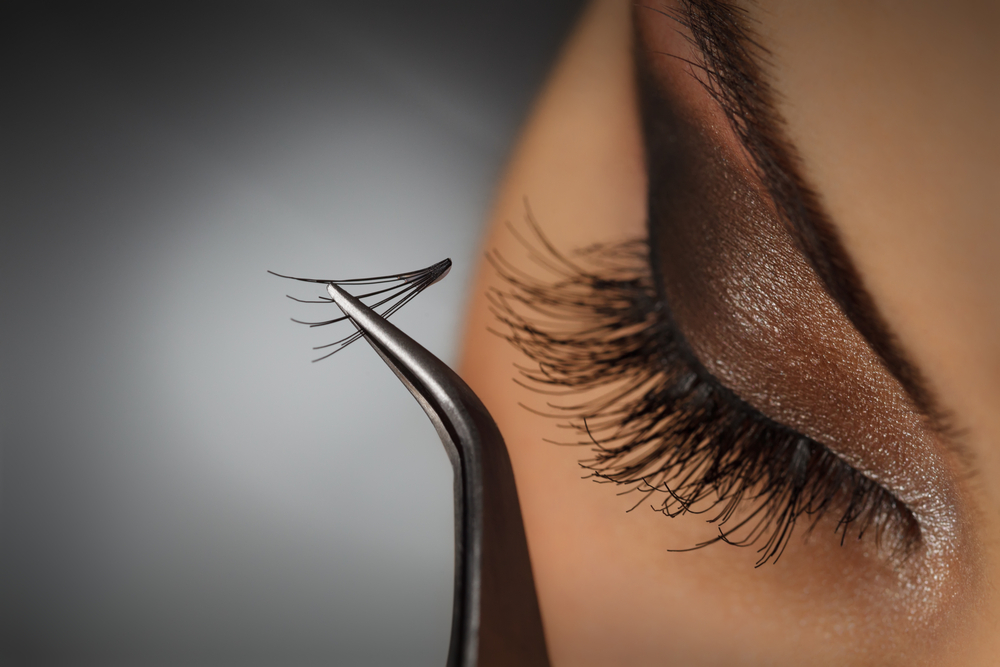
[460,0,1000,663]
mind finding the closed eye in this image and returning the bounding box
[487,218,919,566]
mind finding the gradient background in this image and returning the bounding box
[2,2,583,664]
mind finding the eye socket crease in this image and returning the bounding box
[635,0,956,440]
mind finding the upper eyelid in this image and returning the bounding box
[632,5,976,573]
[668,301,907,501]
[634,1,945,426]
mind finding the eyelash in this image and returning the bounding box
[270,259,451,361]
[487,218,920,566]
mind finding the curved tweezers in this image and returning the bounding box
[326,283,550,667]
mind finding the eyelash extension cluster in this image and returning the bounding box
[488,219,919,566]
[270,258,451,361]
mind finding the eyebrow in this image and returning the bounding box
[636,0,944,424]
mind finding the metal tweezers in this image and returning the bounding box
[326,282,550,667]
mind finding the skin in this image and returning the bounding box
[460,0,999,665]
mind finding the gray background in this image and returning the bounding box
[1,2,582,664]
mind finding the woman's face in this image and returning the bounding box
[460,0,998,664]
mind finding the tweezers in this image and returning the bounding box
[326,282,550,667]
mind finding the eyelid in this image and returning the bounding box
[630,5,977,602]
[487,219,920,566]
[633,17,957,536]
[636,0,943,424]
